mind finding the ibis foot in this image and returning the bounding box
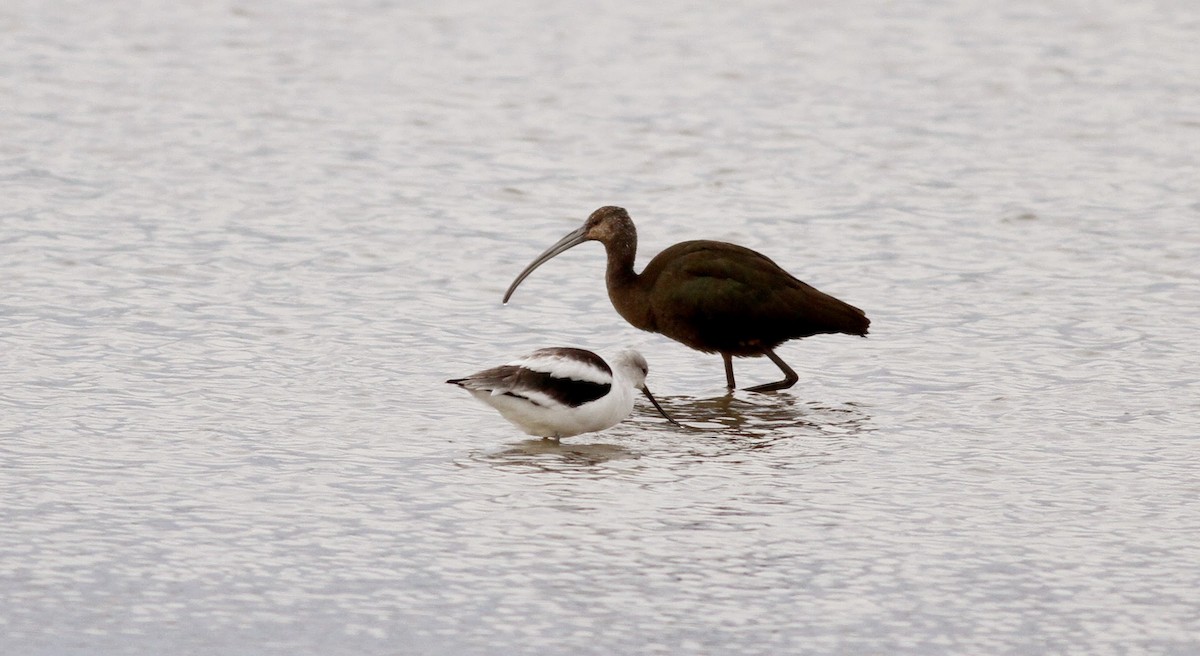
[742,350,799,393]
[743,378,795,393]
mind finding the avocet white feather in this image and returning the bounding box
[447,347,680,439]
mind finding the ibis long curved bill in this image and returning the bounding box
[502,226,588,303]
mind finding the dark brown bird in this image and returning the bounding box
[503,206,870,392]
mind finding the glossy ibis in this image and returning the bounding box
[503,206,870,392]
[447,347,680,439]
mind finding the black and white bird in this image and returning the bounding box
[447,347,680,439]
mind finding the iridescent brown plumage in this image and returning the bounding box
[503,206,870,392]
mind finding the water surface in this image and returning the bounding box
[3,1,1199,654]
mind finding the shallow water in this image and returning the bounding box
[3,0,1199,654]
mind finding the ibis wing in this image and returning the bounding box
[662,242,805,310]
[647,242,866,351]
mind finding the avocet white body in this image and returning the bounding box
[447,347,678,438]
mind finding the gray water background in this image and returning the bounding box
[3,1,1199,654]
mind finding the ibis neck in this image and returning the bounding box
[602,232,638,290]
[602,235,653,330]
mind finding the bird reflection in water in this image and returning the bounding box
[481,438,638,471]
[476,394,870,472]
[663,393,872,453]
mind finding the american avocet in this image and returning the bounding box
[447,347,680,439]
[503,206,870,392]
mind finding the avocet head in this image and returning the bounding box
[611,349,650,390]
[611,349,681,427]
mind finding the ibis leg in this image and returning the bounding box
[744,349,799,393]
[722,353,736,390]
